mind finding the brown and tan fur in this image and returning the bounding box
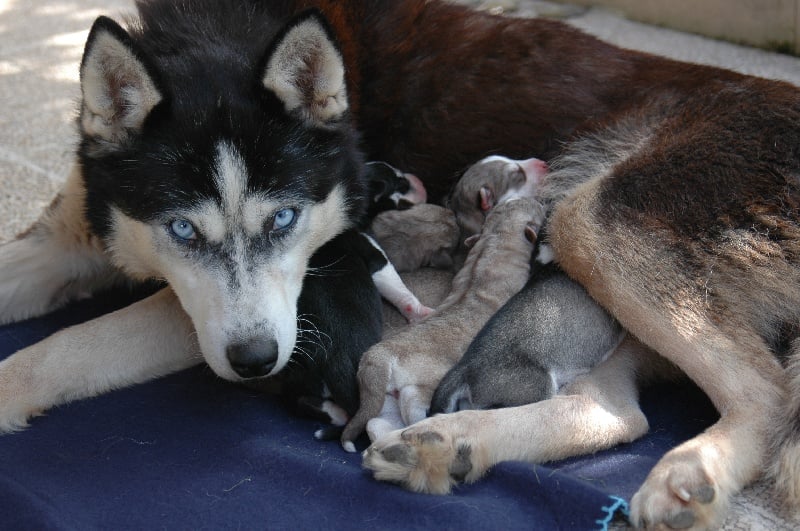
[340,197,544,449]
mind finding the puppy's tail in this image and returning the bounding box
[429,372,472,416]
[769,342,800,509]
[340,347,392,452]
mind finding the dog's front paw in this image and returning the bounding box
[362,414,485,494]
[630,449,726,530]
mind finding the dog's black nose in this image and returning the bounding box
[226,338,279,378]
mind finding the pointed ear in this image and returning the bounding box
[262,10,348,127]
[79,16,163,148]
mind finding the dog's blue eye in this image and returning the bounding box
[272,208,296,231]
[170,219,197,241]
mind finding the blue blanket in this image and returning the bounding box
[0,287,716,530]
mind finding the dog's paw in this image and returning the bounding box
[362,415,484,494]
[0,401,42,434]
[630,449,727,530]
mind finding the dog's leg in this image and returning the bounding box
[0,166,124,324]
[548,177,787,530]
[341,344,394,452]
[0,288,200,432]
[362,336,656,494]
[366,394,405,442]
[625,330,783,530]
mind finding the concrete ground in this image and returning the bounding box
[1,1,800,528]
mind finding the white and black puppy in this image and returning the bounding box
[363,161,427,219]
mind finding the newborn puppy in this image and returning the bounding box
[364,161,427,219]
[447,155,549,239]
[429,262,624,413]
[370,204,460,272]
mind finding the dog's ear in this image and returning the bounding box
[479,187,495,212]
[524,222,539,244]
[463,234,480,249]
[261,10,348,127]
[79,16,163,148]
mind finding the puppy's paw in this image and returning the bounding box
[362,415,484,494]
[406,304,433,324]
[630,449,727,530]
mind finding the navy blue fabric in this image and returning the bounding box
[0,289,717,530]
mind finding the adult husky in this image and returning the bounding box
[1,0,800,528]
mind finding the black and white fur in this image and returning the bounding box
[364,162,427,220]
[247,161,432,435]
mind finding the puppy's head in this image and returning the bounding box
[446,155,548,238]
[364,161,427,219]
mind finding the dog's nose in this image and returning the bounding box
[226,338,279,378]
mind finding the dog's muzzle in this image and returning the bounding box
[226,338,279,378]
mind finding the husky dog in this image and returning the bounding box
[2,1,800,528]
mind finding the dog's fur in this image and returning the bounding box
[341,194,544,451]
[370,204,460,273]
[1,1,800,528]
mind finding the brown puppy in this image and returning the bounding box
[370,204,460,273]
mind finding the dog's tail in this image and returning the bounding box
[770,341,800,509]
[429,369,472,415]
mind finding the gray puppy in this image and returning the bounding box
[429,262,624,414]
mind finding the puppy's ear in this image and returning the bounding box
[79,16,163,148]
[524,222,539,243]
[463,234,480,248]
[262,10,348,127]
[479,187,495,212]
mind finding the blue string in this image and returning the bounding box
[596,495,629,531]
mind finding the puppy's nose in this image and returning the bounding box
[226,338,278,378]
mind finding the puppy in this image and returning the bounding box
[429,262,624,413]
[370,204,460,272]
[446,155,549,239]
[340,193,545,452]
[364,162,428,220]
